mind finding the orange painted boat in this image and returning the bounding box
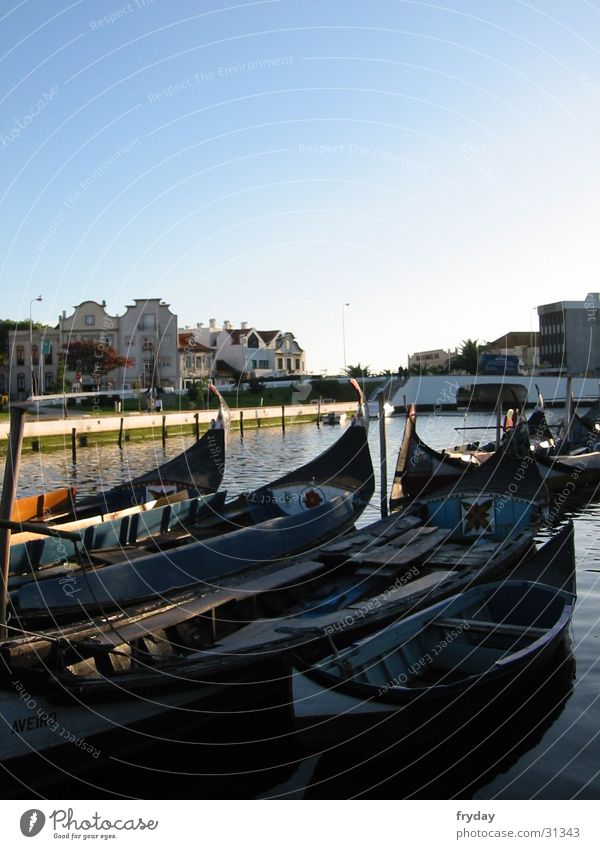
[10,487,77,523]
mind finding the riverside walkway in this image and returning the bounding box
[0,402,356,453]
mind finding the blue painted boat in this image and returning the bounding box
[291,580,575,734]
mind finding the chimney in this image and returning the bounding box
[241,321,248,330]
[196,322,203,329]
[223,320,231,330]
[209,318,216,329]
[62,310,66,319]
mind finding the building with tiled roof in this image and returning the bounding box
[188,319,306,381]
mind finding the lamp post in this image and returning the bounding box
[29,295,42,397]
[342,302,350,374]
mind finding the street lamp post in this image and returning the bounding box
[342,302,350,374]
[29,295,42,397]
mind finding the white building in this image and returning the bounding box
[192,319,306,378]
[120,299,179,390]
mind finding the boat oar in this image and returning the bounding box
[0,517,83,542]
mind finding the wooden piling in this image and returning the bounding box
[239,410,244,439]
[194,412,200,442]
[316,398,321,428]
[256,409,261,429]
[162,415,167,446]
[71,427,77,464]
[281,404,286,433]
[118,417,124,449]
[0,404,27,639]
[379,395,388,519]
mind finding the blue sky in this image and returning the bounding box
[2,0,600,373]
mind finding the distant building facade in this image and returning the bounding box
[407,348,456,371]
[483,331,539,374]
[2,326,61,399]
[120,299,178,390]
[537,294,600,375]
[2,298,179,399]
[190,319,306,380]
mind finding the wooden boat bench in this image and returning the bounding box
[434,616,547,639]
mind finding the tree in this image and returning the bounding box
[0,318,47,366]
[343,362,371,378]
[62,339,131,383]
[451,339,481,375]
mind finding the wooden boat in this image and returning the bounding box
[69,385,230,520]
[0,420,554,766]
[0,508,561,769]
[571,398,600,450]
[289,511,576,743]
[291,580,574,728]
[7,395,371,584]
[322,412,347,426]
[7,380,374,611]
[390,405,600,506]
[367,400,394,419]
[11,487,77,522]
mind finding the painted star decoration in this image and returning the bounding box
[462,499,493,532]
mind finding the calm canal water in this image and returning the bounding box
[7,411,600,799]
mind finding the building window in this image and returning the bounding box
[185,356,192,369]
[16,345,25,365]
[286,358,292,371]
[45,372,54,391]
[277,357,283,370]
[259,359,269,369]
[143,358,153,374]
[43,342,52,365]
[247,333,259,348]
[84,315,95,326]
[17,374,25,391]
[142,314,155,330]
[251,359,257,369]
[295,358,301,370]
[31,345,39,366]
[142,337,154,352]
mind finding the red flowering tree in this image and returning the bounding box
[62,340,132,384]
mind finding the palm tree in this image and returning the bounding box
[343,362,371,378]
[451,339,481,374]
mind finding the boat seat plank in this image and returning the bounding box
[350,528,450,567]
[347,570,455,608]
[82,559,328,648]
[278,570,458,635]
[435,616,547,638]
[319,515,423,556]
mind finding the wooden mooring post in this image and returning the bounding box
[281,404,286,433]
[239,410,244,439]
[379,395,388,518]
[316,398,321,428]
[118,417,124,449]
[162,415,167,446]
[0,404,26,639]
[71,427,77,464]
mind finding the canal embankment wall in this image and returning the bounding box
[0,402,356,454]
